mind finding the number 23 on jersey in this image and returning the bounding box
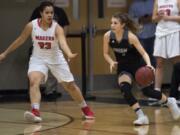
[38,42,52,49]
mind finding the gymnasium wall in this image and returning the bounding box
[0,0,37,90]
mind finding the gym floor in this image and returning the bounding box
[0,89,179,135]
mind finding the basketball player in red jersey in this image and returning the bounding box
[0,1,94,122]
[103,12,180,125]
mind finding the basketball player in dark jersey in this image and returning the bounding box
[103,12,180,125]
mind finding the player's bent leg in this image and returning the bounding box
[141,85,162,100]
[119,81,149,126]
[118,73,137,106]
[24,71,44,123]
[154,57,165,92]
[119,82,137,105]
[61,81,95,119]
[166,97,180,120]
[118,74,149,125]
[142,86,180,120]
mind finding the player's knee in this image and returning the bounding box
[156,64,163,69]
[119,82,132,93]
[142,85,162,100]
[29,79,41,89]
[156,60,164,69]
[119,82,137,106]
[63,82,77,91]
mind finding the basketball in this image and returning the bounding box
[135,66,154,86]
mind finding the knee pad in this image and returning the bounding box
[119,82,137,106]
[142,85,162,100]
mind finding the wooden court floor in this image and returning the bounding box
[0,90,179,135]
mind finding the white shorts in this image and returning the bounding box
[153,31,180,58]
[28,57,74,83]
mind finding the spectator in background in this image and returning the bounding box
[29,0,70,100]
[128,0,156,67]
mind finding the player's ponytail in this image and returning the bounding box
[112,12,140,34]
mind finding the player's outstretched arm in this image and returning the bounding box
[0,22,32,61]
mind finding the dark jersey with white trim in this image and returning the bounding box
[109,30,141,64]
[109,30,144,76]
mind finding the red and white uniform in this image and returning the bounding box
[31,19,64,64]
[28,19,74,82]
[156,0,180,37]
[154,0,180,58]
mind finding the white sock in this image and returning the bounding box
[79,101,87,108]
[167,97,172,105]
[32,103,40,110]
[155,88,161,91]
[135,108,145,118]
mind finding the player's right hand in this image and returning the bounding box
[146,65,155,73]
[0,53,6,62]
[110,61,118,73]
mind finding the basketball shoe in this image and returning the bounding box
[167,97,180,120]
[133,115,149,126]
[81,106,95,119]
[24,109,42,123]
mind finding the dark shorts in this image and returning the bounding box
[117,61,145,78]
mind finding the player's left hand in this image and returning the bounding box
[67,53,78,62]
[146,65,155,73]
